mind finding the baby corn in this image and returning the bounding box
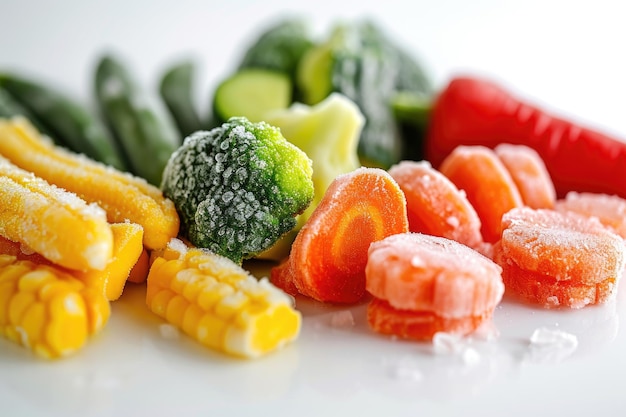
[0,157,114,271]
[0,254,110,359]
[0,223,143,301]
[77,222,144,301]
[0,117,179,250]
[146,239,301,359]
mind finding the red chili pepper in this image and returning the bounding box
[425,76,626,199]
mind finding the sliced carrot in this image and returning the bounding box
[270,167,409,304]
[555,191,626,239]
[366,233,503,317]
[269,259,299,297]
[388,160,485,252]
[494,207,625,308]
[499,207,625,286]
[439,145,523,243]
[494,246,617,309]
[366,233,503,341]
[494,144,556,209]
[367,298,493,342]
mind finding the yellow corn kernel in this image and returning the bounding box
[146,239,301,359]
[77,222,144,301]
[0,255,110,359]
[81,287,112,334]
[46,292,87,356]
[0,157,114,271]
[0,118,179,250]
[20,302,46,347]
[0,279,16,326]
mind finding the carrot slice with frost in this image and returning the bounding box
[270,167,408,304]
[494,207,625,308]
[366,233,503,316]
[388,160,485,253]
[439,145,523,243]
[365,233,503,341]
[498,207,625,286]
[555,191,626,239]
[494,243,617,309]
[367,298,493,342]
[494,144,556,209]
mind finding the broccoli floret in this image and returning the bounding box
[254,93,363,261]
[161,117,314,264]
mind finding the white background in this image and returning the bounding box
[2,1,626,416]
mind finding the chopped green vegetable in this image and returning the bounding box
[159,60,204,137]
[212,68,292,124]
[94,54,180,185]
[161,117,314,264]
[393,47,434,97]
[0,72,127,170]
[296,19,434,168]
[296,21,402,168]
[238,17,313,100]
[391,91,432,161]
[0,87,50,135]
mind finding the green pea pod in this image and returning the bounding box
[0,73,127,170]
[94,54,181,186]
[159,60,204,137]
[0,86,50,135]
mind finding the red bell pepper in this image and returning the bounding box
[425,76,626,199]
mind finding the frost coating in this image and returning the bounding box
[161,117,314,263]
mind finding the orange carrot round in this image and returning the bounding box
[555,191,626,239]
[270,167,409,304]
[494,143,556,209]
[365,233,504,341]
[269,259,299,297]
[494,245,617,309]
[439,145,523,243]
[494,207,625,308]
[367,298,491,342]
[388,160,485,252]
[499,207,624,286]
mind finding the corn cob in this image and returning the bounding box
[146,239,301,359]
[0,223,143,301]
[0,117,179,250]
[0,157,114,271]
[0,254,110,359]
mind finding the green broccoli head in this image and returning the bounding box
[161,116,314,264]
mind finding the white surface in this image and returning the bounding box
[2,1,626,416]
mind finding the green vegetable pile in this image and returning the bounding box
[213,17,434,168]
